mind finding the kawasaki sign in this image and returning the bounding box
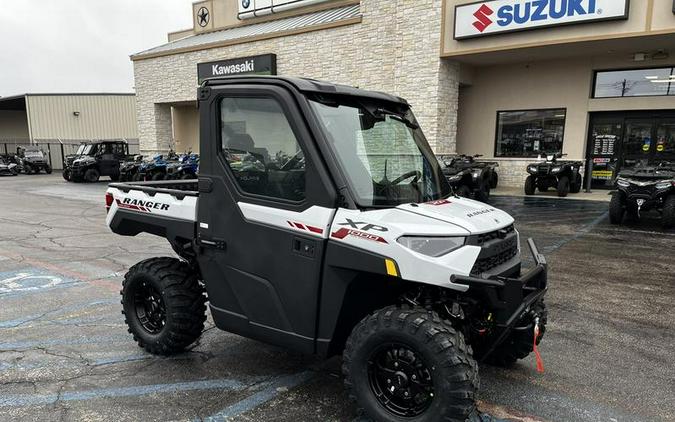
[198,54,277,84]
[454,0,630,40]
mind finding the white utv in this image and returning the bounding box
[106,76,548,421]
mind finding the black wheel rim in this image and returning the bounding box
[367,343,434,417]
[133,281,166,334]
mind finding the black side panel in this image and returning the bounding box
[316,241,410,357]
[109,209,195,242]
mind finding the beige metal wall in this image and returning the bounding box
[171,105,200,154]
[26,95,138,141]
[0,111,30,140]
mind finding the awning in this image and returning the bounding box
[133,4,361,60]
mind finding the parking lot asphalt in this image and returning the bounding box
[0,174,673,422]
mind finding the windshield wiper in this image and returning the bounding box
[373,108,419,129]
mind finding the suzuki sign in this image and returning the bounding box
[454,0,630,40]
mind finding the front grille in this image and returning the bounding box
[537,165,551,174]
[470,226,519,275]
[476,225,514,245]
[627,185,655,197]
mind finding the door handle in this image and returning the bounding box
[293,237,315,258]
[199,236,226,250]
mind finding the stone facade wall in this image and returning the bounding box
[133,0,457,155]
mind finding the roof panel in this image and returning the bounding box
[133,4,361,59]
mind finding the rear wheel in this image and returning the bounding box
[84,168,100,183]
[343,306,478,422]
[44,165,52,174]
[524,176,536,195]
[662,195,675,229]
[151,172,164,181]
[609,193,625,225]
[121,257,206,355]
[23,164,33,175]
[62,169,71,181]
[557,176,570,197]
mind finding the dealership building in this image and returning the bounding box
[133,0,675,187]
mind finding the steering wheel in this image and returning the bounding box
[390,170,421,185]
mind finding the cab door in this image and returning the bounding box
[195,84,337,354]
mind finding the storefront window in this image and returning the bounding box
[594,67,675,98]
[495,109,566,157]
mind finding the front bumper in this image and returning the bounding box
[451,238,548,360]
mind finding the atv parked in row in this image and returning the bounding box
[610,161,675,228]
[64,140,129,183]
[119,156,144,182]
[437,154,499,202]
[105,76,548,422]
[525,153,582,197]
[17,147,52,174]
[165,153,200,180]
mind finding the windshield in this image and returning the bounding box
[76,145,86,155]
[24,150,43,158]
[310,98,450,207]
[82,145,97,156]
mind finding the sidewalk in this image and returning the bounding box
[492,186,612,202]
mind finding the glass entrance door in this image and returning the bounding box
[587,112,675,189]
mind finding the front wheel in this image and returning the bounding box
[609,193,625,225]
[84,168,100,183]
[24,164,33,175]
[524,176,536,195]
[570,173,582,194]
[343,306,478,422]
[662,195,675,229]
[121,257,207,355]
[474,180,490,203]
[44,165,52,174]
[557,176,570,198]
[62,169,71,181]
[455,184,472,198]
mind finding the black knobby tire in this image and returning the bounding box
[110,173,120,182]
[570,173,582,194]
[44,165,52,175]
[609,193,625,225]
[121,257,207,355]
[524,176,536,195]
[485,301,547,367]
[343,305,479,422]
[62,169,71,181]
[84,168,100,183]
[490,172,499,190]
[557,176,570,197]
[132,172,142,182]
[152,172,165,181]
[24,164,33,175]
[474,180,490,203]
[662,195,675,229]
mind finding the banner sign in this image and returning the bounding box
[198,54,277,83]
[454,0,630,40]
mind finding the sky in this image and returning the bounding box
[0,0,195,97]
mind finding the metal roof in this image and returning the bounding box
[133,4,361,59]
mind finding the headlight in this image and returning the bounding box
[551,166,562,174]
[397,236,466,257]
[448,174,462,182]
[177,166,183,172]
[656,181,672,190]
[472,170,481,179]
[616,178,631,188]
[527,165,537,173]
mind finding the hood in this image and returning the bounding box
[397,197,514,234]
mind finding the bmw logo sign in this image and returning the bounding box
[242,0,251,8]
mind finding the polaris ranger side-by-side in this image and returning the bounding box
[106,77,548,421]
[64,141,129,182]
